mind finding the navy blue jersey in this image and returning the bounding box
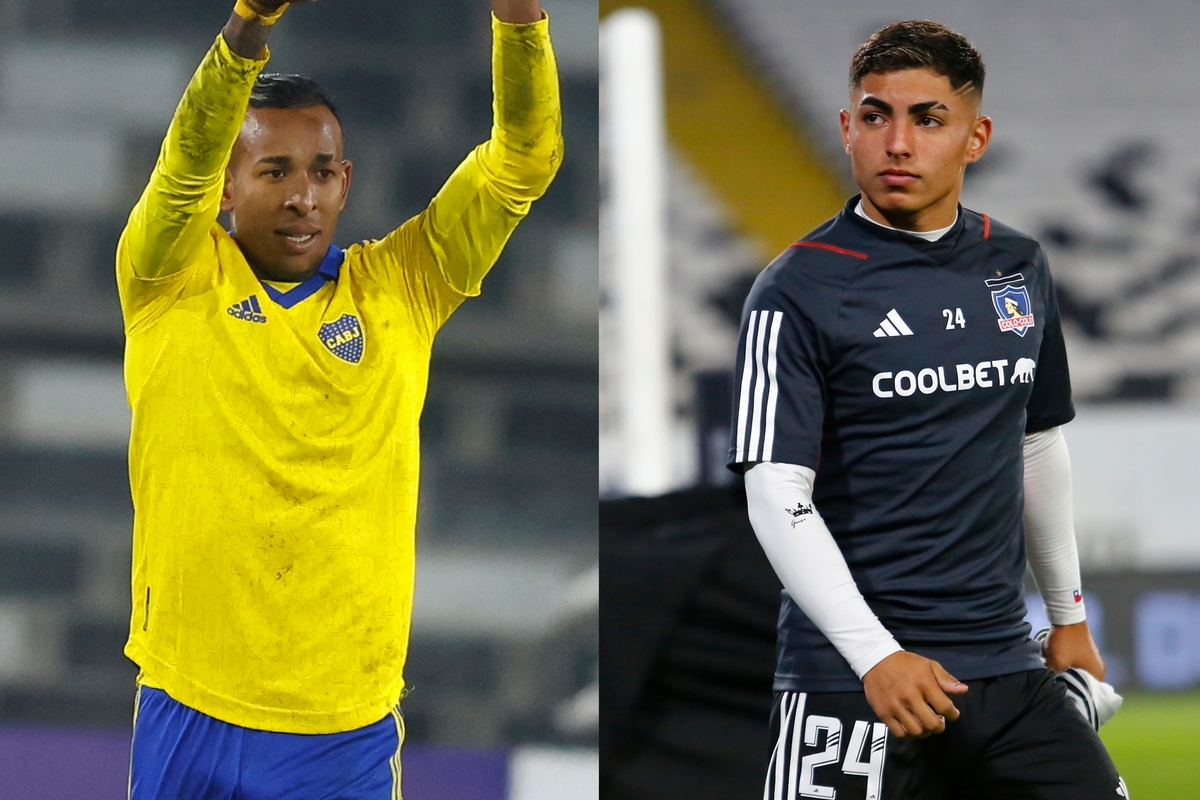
[727,197,1074,692]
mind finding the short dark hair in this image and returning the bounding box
[850,20,985,96]
[249,73,340,122]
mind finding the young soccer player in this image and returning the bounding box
[729,21,1128,799]
[118,0,560,795]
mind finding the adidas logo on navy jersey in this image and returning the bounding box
[228,295,267,324]
[872,309,913,338]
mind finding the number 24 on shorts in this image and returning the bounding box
[769,697,888,800]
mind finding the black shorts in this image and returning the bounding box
[765,669,1128,800]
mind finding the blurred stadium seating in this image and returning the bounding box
[0,0,596,771]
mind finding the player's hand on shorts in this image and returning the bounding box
[862,651,968,740]
[1041,621,1105,680]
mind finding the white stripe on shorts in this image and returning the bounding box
[127,684,143,800]
[389,707,405,800]
[764,692,808,800]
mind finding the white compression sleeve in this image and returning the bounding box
[744,462,902,679]
[1023,427,1087,625]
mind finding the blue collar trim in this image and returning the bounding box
[261,245,344,309]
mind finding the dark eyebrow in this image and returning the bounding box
[859,97,950,116]
[860,96,892,114]
[255,155,292,167]
[908,100,949,114]
[313,153,335,164]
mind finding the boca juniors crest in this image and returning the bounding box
[319,314,365,363]
[989,280,1036,337]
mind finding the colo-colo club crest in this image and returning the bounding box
[319,313,365,363]
[987,273,1035,337]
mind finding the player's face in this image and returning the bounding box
[222,105,353,282]
[840,69,991,231]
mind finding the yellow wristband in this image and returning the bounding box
[233,0,289,24]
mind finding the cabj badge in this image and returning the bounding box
[319,313,365,363]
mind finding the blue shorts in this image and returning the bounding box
[128,685,404,800]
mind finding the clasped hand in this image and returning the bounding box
[863,622,1104,740]
[862,651,967,739]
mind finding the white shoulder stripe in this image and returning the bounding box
[735,310,760,463]
[747,312,771,460]
[761,311,784,461]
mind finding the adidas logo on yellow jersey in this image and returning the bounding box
[228,295,267,324]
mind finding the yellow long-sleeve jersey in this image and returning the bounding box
[117,16,561,734]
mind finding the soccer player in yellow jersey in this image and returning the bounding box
[118,0,561,795]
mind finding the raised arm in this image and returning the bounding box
[493,0,543,24]
[418,0,563,295]
[120,1,295,280]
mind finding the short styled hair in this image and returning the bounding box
[850,20,985,96]
[249,73,341,122]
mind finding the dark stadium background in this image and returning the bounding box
[0,0,597,797]
[600,1,1200,798]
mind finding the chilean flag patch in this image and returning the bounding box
[1073,589,1083,604]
